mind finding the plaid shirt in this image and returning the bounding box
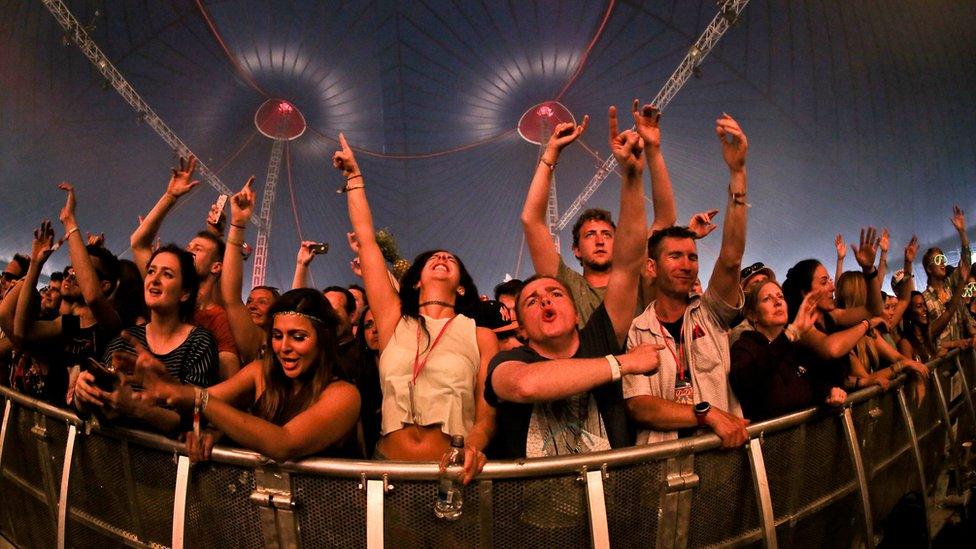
[923,247,973,346]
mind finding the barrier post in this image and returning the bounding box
[583,465,611,548]
[747,439,778,549]
[953,355,976,429]
[897,385,932,541]
[0,399,10,470]
[56,424,77,549]
[365,477,386,549]
[172,455,191,549]
[931,370,957,449]
[251,467,300,548]
[32,412,60,528]
[656,454,696,549]
[842,407,875,548]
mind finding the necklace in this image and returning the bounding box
[419,300,455,308]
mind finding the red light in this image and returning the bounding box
[277,102,294,113]
[536,105,554,118]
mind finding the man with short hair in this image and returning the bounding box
[130,156,240,379]
[623,114,751,448]
[521,102,678,326]
[1,254,30,297]
[323,285,357,347]
[485,108,655,459]
[40,272,64,319]
[922,206,974,348]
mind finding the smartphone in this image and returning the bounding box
[214,194,228,212]
[86,357,118,392]
[311,242,329,255]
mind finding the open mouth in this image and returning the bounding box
[431,263,449,272]
[147,288,162,297]
[541,309,557,322]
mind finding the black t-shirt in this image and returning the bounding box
[483,304,632,460]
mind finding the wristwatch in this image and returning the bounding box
[694,401,711,426]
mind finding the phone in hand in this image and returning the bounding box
[86,357,118,392]
[310,242,329,255]
[214,194,228,212]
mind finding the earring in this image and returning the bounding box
[457,287,465,296]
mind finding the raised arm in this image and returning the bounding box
[334,133,401,350]
[220,177,266,364]
[930,259,971,340]
[59,184,121,335]
[889,236,919,330]
[520,116,589,277]
[13,222,60,343]
[951,205,971,272]
[632,100,676,232]
[130,156,200,276]
[604,106,647,344]
[831,227,884,326]
[292,241,318,289]
[835,234,846,284]
[877,228,890,284]
[707,114,749,307]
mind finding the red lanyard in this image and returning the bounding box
[658,317,686,380]
[413,316,457,384]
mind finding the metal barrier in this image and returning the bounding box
[1,349,974,548]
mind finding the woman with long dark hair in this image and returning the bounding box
[333,133,497,483]
[136,288,360,461]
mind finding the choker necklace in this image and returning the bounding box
[419,300,455,308]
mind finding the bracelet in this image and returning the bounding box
[861,319,871,331]
[337,183,365,194]
[65,226,80,239]
[863,267,879,280]
[193,387,203,437]
[230,222,246,230]
[200,388,210,413]
[346,173,363,182]
[729,189,750,207]
[539,158,557,170]
[227,238,244,247]
[605,354,622,381]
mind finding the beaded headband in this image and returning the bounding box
[273,310,326,325]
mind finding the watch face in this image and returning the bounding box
[694,402,709,414]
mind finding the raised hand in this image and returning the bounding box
[332,133,361,179]
[86,232,105,247]
[879,228,890,254]
[904,235,919,263]
[297,240,318,267]
[951,205,966,233]
[31,220,56,265]
[230,176,256,225]
[716,114,748,172]
[688,209,719,239]
[791,290,822,335]
[166,156,200,198]
[851,226,880,271]
[547,116,588,152]
[835,234,846,261]
[608,106,644,176]
[58,182,77,227]
[632,99,661,150]
[346,231,360,254]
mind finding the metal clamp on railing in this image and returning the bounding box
[251,468,300,548]
[664,469,700,493]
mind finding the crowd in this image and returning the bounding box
[1,102,974,485]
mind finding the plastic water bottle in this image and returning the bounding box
[434,435,465,520]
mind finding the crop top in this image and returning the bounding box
[377,314,480,437]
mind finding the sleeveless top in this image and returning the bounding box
[377,314,479,437]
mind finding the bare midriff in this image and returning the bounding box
[376,424,451,460]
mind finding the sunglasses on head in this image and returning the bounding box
[741,262,766,279]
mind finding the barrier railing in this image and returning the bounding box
[1,349,974,548]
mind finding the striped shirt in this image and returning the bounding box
[102,325,218,387]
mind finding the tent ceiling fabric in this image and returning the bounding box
[2,0,974,293]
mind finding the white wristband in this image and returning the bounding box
[605,354,622,381]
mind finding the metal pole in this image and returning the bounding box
[897,386,932,545]
[842,408,875,548]
[366,479,385,549]
[172,455,191,549]
[747,440,778,549]
[56,424,77,549]
[584,467,611,548]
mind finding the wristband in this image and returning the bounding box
[346,173,363,182]
[540,158,557,170]
[605,354,622,381]
[65,227,80,239]
[227,238,244,247]
[337,183,365,194]
[863,267,878,280]
[193,387,203,437]
[230,222,246,230]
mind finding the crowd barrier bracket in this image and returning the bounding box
[55,424,77,549]
[842,407,875,548]
[897,385,933,545]
[932,372,957,450]
[365,477,386,549]
[657,454,696,549]
[33,412,60,529]
[171,455,190,549]
[0,399,10,470]
[954,355,976,427]
[583,465,611,549]
[251,467,300,548]
[477,479,494,548]
[747,439,777,549]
